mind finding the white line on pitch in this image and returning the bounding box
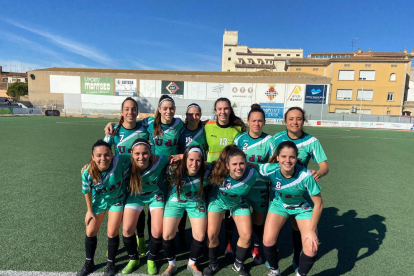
[0,270,150,276]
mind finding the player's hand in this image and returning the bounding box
[81,164,88,174]
[169,154,183,164]
[303,231,319,252]
[104,122,115,136]
[85,211,96,226]
[310,170,322,181]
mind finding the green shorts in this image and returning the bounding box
[268,199,313,220]
[125,189,165,212]
[246,186,268,213]
[164,197,207,218]
[208,197,251,216]
[92,195,125,215]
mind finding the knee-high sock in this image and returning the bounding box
[148,236,162,261]
[147,211,152,240]
[252,223,264,248]
[163,238,176,265]
[85,235,97,260]
[235,246,249,264]
[136,211,146,238]
[189,239,205,263]
[123,235,138,260]
[208,246,219,264]
[297,253,317,276]
[263,244,279,270]
[107,235,120,263]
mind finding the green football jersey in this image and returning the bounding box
[274,131,327,167]
[136,155,170,194]
[257,163,321,207]
[210,167,265,208]
[104,121,149,155]
[82,155,131,200]
[145,117,184,155]
[177,125,207,155]
[168,164,211,201]
[234,132,275,164]
[205,120,242,162]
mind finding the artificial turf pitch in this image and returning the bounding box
[1,116,413,276]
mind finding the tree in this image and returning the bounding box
[7,82,28,98]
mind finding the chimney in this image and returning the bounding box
[358,48,362,53]
[0,66,2,74]
[368,48,371,52]
[403,46,407,53]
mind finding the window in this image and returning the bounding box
[387,92,394,101]
[228,48,232,52]
[356,109,372,114]
[338,70,355,80]
[287,54,291,56]
[336,89,353,100]
[296,54,300,57]
[2,78,7,82]
[335,108,351,114]
[389,73,396,81]
[248,59,253,64]
[258,60,262,64]
[357,90,374,100]
[239,59,243,64]
[359,70,375,80]
[387,110,391,115]
[228,57,231,61]
[277,54,281,56]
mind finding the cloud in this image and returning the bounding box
[134,39,171,48]
[3,19,114,66]
[131,59,154,70]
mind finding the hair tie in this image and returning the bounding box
[131,141,151,149]
[188,147,203,156]
[158,98,175,106]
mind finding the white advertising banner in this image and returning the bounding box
[185,82,207,100]
[50,75,80,94]
[229,83,255,118]
[255,83,285,104]
[285,84,305,108]
[81,94,138,110]
[116,79,137,96]
[206,83,230,100]
[139,80,159,98]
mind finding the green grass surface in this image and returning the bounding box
[1,116,413,275]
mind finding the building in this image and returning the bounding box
[285,48,413,115]
[27,67,330,119]
[402,67,414,115]
[222,31,303,72]
[0,66,28,97]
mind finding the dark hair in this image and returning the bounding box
[210,145,246,185]
[113,97,138,136]
[284,107,307,123]
[88,140,112,184]
[154,95,175,137]
[185,103,202,128]
[214,97,246,132]
[247,103,265,121]
[169,145,205,206]
[129,138,152,195]
[269,141,298,163]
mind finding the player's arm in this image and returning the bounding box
[104,122,117,136]
[304,193,323,252]
[312,161,329,181]
[310,140,329,181]
[84,192,96,226]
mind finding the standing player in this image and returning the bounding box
[255,141,323,276]
[205,145,266,276]
[176,103,207,245]
[273,107,329,270]
[76,140,130,276]
[161,146,209,276]
[103,97,150,256]
[233,104,275,265]
[121,138,170,275]
[204,97,246,257]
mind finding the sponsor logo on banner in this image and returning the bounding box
[212,84,224,95]
[317,121,321,125]
[115,79,137,96]
[286,85,303,102]
[265,84,278,100]
[260,103,284,119]
[82,77,113,96]
[162,81,184,98]
[411,124,414,130]
[266,118,284,125]
[304,85,327,104]
[232,87,237,93]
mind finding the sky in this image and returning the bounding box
[1,0,413,72]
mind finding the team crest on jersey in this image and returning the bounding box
[222,182,232,190]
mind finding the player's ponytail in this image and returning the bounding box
[113,97,138,136]
[269,141,298,163]
[129,138,152,195]
[210,145,246,185]
[153,95,175,137]
[88,140,112,184]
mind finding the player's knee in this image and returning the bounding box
[152,227,163,238]
[207,232,218,243]
[238,231,251,245]
[263,236,276,247]
[192,231,205,242]
[302,240,317,257]
[163,232,175,240]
